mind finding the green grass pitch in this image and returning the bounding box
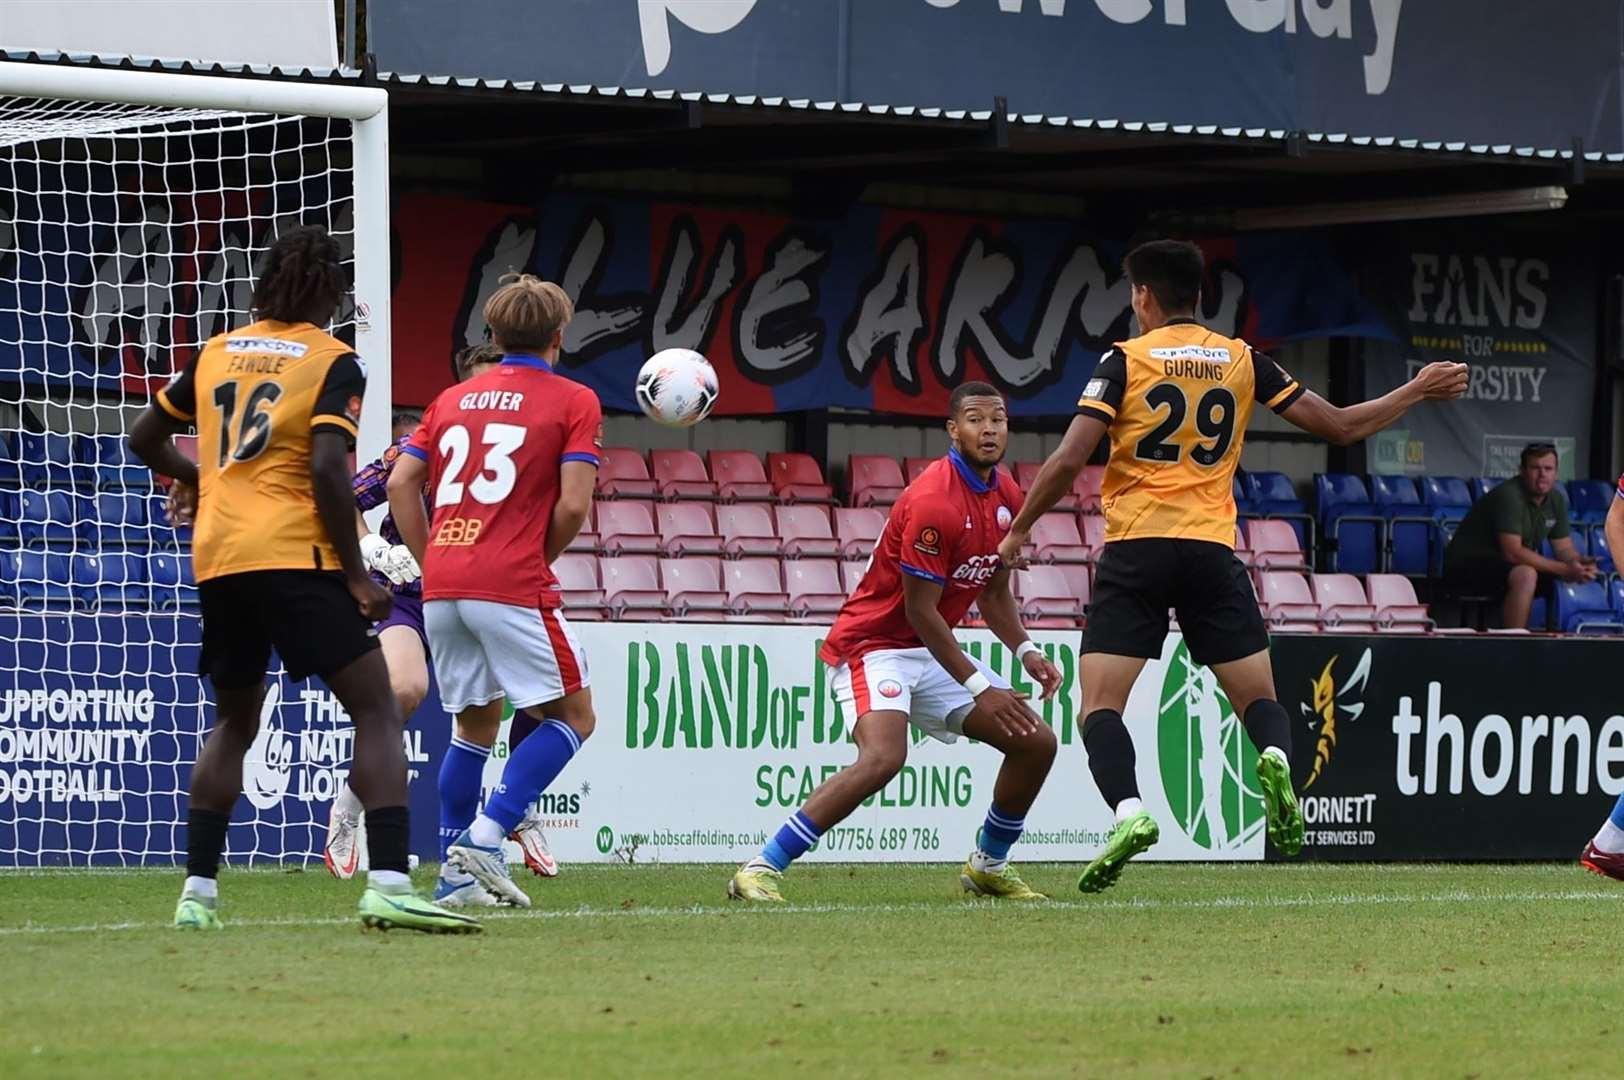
[1,862,1619,1078]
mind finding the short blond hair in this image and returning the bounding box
[484,273,573,353]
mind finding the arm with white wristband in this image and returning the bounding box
[976,567,1064,701]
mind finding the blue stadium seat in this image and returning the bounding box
[0,491,18,548]
[1568,480,1614,526]
[1471,477,1499,502]
[1554,579,1620,634]
[1369,475,1438,575]
[1244,471,1312,549]
[17,490,80,549]
[1591,525,1616,574]
[1419,476,1474,526]
[81,492,152,550]
[1611,577,1624,619]
[12,551,73,610]
[147,552,200,611]
[1232,474,1255,517]
[0,549,18,608]
[17,432,85,490]
[0,431,21,490]
[148,493,193,549]
[73,553,151,611]
[1315,473,1382,574]
[83,435,153,491]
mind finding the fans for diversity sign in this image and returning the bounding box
[390,191,1387,416]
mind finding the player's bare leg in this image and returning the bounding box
[1210,649,1302,856]
[1076,652,1159,893]
[730,711,909,901]
[433,699,504,906]
[326,625,428,879]
[175,681,267,928]
[448,688,594,908]
[957,707,1057,899]
[327,648,478,933]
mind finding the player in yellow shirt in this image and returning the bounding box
[999,239,1467,892]
[129,225,477,933]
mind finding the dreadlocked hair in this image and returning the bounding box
[253,225,346,324]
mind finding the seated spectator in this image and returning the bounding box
[1444,443,1596,628]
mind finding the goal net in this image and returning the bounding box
[0,64,392,866]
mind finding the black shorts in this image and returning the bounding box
[1444,556,1532,599]
[1083,538,1269,666]
[198,570,378,689]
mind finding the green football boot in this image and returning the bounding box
[173,891,221,930]
[727,865,786,902]
[1256,752,1305,857]
[358,883,483,934]
[1076,810,1159,894]
[960,861,1046,900]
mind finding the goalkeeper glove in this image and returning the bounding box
[360,532,422,586]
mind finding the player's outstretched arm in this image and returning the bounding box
[1278,361,1468,446]
[313,430,391,621]
[977,569,1062,701]
[544,461,597,564]
[998,413,1109,566]
[901,574,1039,737]
[386,451,432,566]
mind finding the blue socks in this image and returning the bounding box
[481,719,582,834]
[1612,791,1624,830]
[438,736,490,863]
[758,811,823,872]
[978,804,1025,862]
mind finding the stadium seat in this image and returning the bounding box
[1420,476,1474,527]
[1245,519,1309,571]
[775,505,839,558]
[903,456,933,484]
[1014,564,1087,623]
[1590,524,1616,574]
[552,552,608,618]
[651,449,720,501]
[1568,479,1614,526]
[724,557,790,616]
[73,552,151,611]
[1245,470,1312,547]
[660,556,731,618]
[706,451,776,502]
[0,549,18,608]
[1257,571,1319,627]
[1074,465,1105,514]
[1316,473,1383,574]
[146,552,199,611]
[766,453,837,504]
[1233,522,1251,560]
[1554,579,1619,633]
[565,503,599,554]
[1470,477,1499,502]
[18,490,79,549]
[1029,513,1090,564]
[599,555,668,618]
[0,492,18,548]
[657,503,724,557]
[1013,461,1076,510]
[834,507,886,558]
[1611,577,1624,621]
[716,504,783,557]
[12,550,73,610]
[597,501,662,556]
[1078,514,1106,552]
[596,448,658,499]
[1369,475,1438,575]
[0,431,19,490]
[84,434,151,491]
[1309,573,1378,630]
[17,432,83,490]
[147,493,193,550]
[847,455,906,508]
[82,491,152,550]
[1232,474,1255,517]
[783,559,846,618]
[1366,573,1433,630]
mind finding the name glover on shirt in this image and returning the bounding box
[458,389,526,412]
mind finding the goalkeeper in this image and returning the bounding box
[324,344,559,902]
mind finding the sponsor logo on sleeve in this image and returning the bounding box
[1081,378,1107,400]
[914,526,941,557]
[345,395,363,423]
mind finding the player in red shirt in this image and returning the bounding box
[729,382,1063,903]
[388,275,601,908]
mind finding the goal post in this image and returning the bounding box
[0,61,402,866]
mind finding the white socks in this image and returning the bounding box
[469,814,506,848]
[1594,819,1624,855]
[969,849,1007,874]
[182,875,218,900]
[1114,797,1144,823]
[1262,746,1290,767]
[368,869,410,890]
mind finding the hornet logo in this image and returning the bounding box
[1300,649,1372,790]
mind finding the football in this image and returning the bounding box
[635,348,719,427]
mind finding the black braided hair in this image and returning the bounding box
[252,225,346,324]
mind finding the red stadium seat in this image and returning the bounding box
[1014,461,1077,511]
[598,501,662,555]
[1079,514,1106,552]
[597,448,658,499]
[1367,573,1434,630]
[766,453,837,504]
[651,449,720,501]
[1015,565,1087,623]
[716,504,783,557]
[847,455,906,508]
[1247,519,1310,572]
[1257,571,1319,627]
[1310,573,1378,629]
[657,503,724,557]
[840,559,868,595]
[564,503,598,553]
[1029,513,1090,564]
[775,504,839,558]
[1074,465,1105,514]
[724,557,790,616]
[834,507,886,558]
[707,450,776,502]
[783,559,846,618]
[660,556,730,617]
[599,555,667,618]
[553,552,607,618]
[903,456,933,484]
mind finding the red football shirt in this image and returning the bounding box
[819,450,1023,665]
[404,355,602,607]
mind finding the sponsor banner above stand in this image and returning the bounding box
[1271,635,1624,860]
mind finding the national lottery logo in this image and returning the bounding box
[1157,642,1263,853]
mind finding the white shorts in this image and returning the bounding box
[423,598,590,714]
[827,647,1009,744]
